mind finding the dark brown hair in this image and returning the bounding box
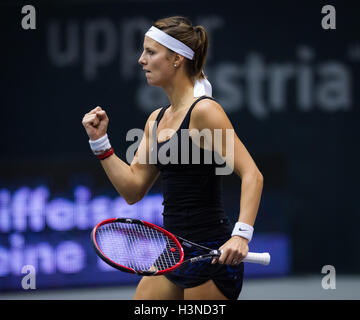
[153,16,209,81]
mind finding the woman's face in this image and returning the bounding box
[138,36,175,87]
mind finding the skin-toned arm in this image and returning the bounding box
[82,106,160,204]
[190,99,264,265]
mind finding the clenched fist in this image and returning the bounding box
[82,106,109,141]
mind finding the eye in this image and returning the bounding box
[146,49,154,55]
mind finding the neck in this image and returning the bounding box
[163,75,196,112]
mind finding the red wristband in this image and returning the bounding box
[96,147,114,160]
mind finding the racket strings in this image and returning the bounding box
[95,222,181,272]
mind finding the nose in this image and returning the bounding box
[138,51,146,66]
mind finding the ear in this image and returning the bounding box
[173,54,185,67]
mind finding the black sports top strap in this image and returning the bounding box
[152,95,217,139]
[181,96,217,130]
[155,105,168,123]
[152,105,169,139]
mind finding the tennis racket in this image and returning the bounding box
[91,217,271,276]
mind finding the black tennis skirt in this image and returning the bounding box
[164,237,244,300]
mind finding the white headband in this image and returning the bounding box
[145,26,194,60]
[144,26,212,97]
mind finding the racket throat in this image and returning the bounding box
[210,249,221,256]
[188,250,221,263]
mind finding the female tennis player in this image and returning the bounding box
[82,16,263,300]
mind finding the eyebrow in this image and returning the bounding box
[144,46,155,51]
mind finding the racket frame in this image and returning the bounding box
[92,217,270,276]
[91,217,185,275]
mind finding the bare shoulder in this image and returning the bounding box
[145,107,163,127]
[193,97,224,114]
[143,107,163,136]
[148,107,163,122]
[191,97,231,129]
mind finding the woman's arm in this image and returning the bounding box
[82,106,161,204]
[190,99,263,265]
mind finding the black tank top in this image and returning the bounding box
[152,96,233,242]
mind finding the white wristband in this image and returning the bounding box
[89,134,111,155]
[231,222,254,242]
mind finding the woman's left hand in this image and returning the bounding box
[212,236,249,265]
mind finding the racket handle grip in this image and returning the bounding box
[243,252,271,265]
